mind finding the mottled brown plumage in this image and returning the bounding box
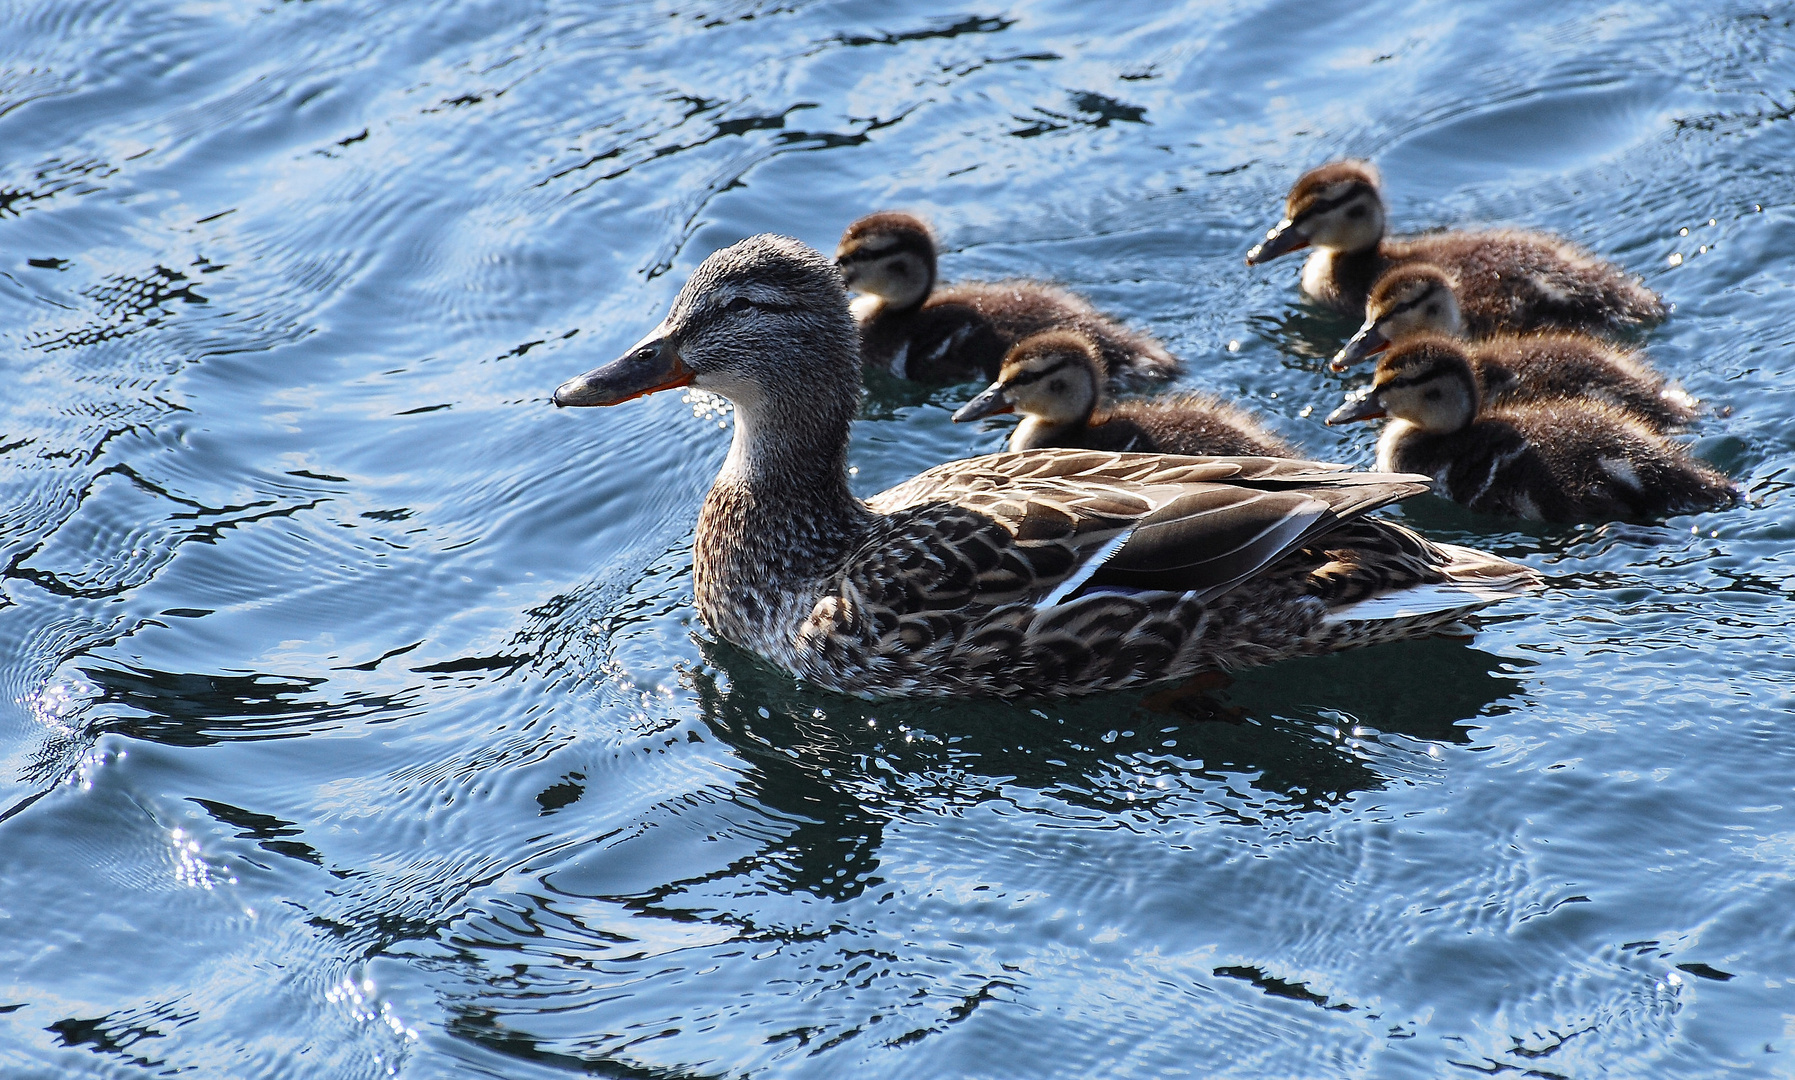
[954,330,1298,457]
[1327,337,1737,523]
[1332,263,1698,432]
[1247,160,1665,333]
[555,235,1539,699]
[836,211,1179,383]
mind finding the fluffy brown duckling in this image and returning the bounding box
[1326,336,1737,522]
[953,330,1297,458]
[836,211,1179,383]
[1246,160,1665,333]
[1331,263,1697,432]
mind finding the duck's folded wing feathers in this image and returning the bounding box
[860,450,1435,612]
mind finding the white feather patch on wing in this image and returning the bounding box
[888,340,910,378]
[1322,582,1529,624]
[1041,527,1136,607]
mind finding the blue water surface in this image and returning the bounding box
[2,1,1793,1077]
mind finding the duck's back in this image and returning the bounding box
[1074,396,1297,458]
[861,280,1178,382]
[1388,230,1665,337]
[1382,405,1734,522]
[1471,333,1696,432]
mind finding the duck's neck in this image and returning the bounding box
[694,382,869,635]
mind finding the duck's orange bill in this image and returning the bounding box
[553,339,692,408]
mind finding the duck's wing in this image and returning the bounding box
[861,450,1435,610]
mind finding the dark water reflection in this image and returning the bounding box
[4,0,1795,1077]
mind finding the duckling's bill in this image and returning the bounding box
[1326,385,1386,425]
[1245,217,1309,264]
[1331,322,1390,372]
[554,327,692,408]
[952,381,1015,422]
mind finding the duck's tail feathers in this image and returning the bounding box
[1322,542,1540,626]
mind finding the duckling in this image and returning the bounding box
[1326,336,1737,522]
[1246,160,1665,333]
[953,330,1298,458]
[1331,263,1697,432]
[836,211,1179,383]
[553,234,1539,699]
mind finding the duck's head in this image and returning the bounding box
[1331,263,1462,371]
[1326,335,1479,434]
[952,330,1103,426]
[1246,159,1385,265]
[553,234,858,418]
[834,211,937,312]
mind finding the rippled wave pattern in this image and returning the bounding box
[2,1,1793,1077]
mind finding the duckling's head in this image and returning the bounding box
[1246,159,1385,264]
[553,234,859,421]
[835,211,937,312]
[952,330,1103,426]
[1331,263,1463,371]
[1326,335,1479,434]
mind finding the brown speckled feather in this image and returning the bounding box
[787,450,1535,697]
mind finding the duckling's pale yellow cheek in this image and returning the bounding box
[1301,250,1337,298]
[849,293,885,323]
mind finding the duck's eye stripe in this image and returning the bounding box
[693,297,810,332]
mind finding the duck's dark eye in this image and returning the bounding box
[1424,388,1443,401]
[723,296,756,314]
[1347,206,1367,219]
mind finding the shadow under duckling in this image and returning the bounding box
[1326,336,1738,523]
[953,329,1298,457]
[836,211,1180,383]
[1331,262,1698,433]
[1246,160,1665,335]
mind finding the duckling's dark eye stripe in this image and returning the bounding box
[840,237,931,264]
[1379,293,1433,319]
[1295,183,1373,223]
[1001,357,1078,388]
[1379,365,1453,391]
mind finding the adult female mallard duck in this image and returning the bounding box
[835,211,1179,383]
[953,329,1299,458]
[1330,262,1698,432]
[1326,336,1738,522]
[553,234,1538,699]
[1245,160,1665,332]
